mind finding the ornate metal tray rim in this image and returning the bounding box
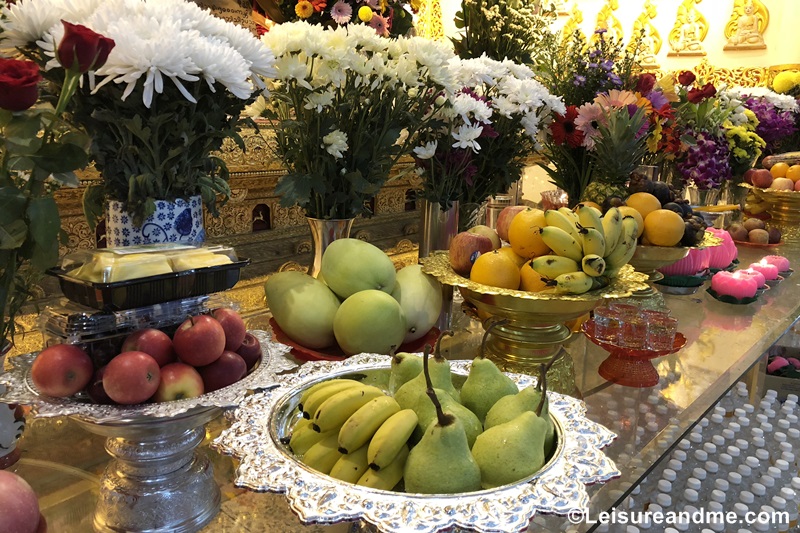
[0,330,296,423]
[749,184,800,201]
[212,353,620,533]
[421,251,649,301]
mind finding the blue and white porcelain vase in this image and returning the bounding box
[105,195,205,247]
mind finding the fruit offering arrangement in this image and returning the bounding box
[29,307,262,405]
[726,218,782,245]
[286,331,557,494]
[265,239,442,356]
[449,202,638,295]
[746,153,800,192]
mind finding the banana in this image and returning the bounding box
[553,271,594,295]
[356,444,410,491]
[576,204,605,236]
[299,379,363,413]
[313,386,385,433]
[530,255,580,279]
[289,424,337,456]
[539,226,583,263]
[558,207,580,224]
[301,432,343,475]
[338,395,401,454]
[302,380,367,420]
[329,444,371,484]
[601,207,623,257]
[582,254,606,277]
[579,226,606,257]
[604,216,639,274]
[544,209,581,242]
[367,409,418,471]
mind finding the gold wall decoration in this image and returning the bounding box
[692,58,770,88]
[631,0,661,69]
[561,4,584,45]
[415,0,444,40]
[724,0,768,50]
[668,0,708,56]
[554,0,571,16]
[593,0,624,43]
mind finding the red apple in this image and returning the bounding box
[236,332,262,371]
[87,366,114,404]
[198,350,247,392]
[495,205,526,243]
[467,224,501,249]
[172,314,226,367]
[0,470,40,533]
[30,344,93,398]
[152,363,204,402]
[211,308,247,352]
[750,168,774,188]
[102,351,161,405]
[448,231,494,276]
[121,328,175,367]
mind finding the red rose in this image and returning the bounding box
[57,20,115,74]
[677,71,696,86]
[686,87,705,104]
[0,58,41,112]
[636,73,656,95]
[700,82,717,99]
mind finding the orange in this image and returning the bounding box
[617,206,645,239]
[497,246,527,268]
[519,261,550,292]
[507,208,550,259]
[770,162,790,178]
[625,192,662,222]
[470,250,521,290]
[642,209,685,247]
[786,164,800,182]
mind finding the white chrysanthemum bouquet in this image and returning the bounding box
[413,55,563,213]
[249,21,458,220]
[1,0,277,226]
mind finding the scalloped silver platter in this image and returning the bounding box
[0,330,296,423]
[213,353,619,533]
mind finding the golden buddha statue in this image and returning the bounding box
[724,0,768,50]
[668,2,708,57]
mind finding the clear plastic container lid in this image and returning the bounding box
[59,244,238,283]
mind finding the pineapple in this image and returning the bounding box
[581,181,628,206]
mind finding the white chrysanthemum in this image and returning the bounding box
[452,124,483,151]
[520,112,541,140]
[304,90,335,112]
[731,86,799,112]
[274,54,312,89]
[413,141,438,159]
[0,0,103,49]
[245,94,269,118]
[262,20,312,57]
[323,129,348,159]
[492,95,518,119]
[451,93,493,124]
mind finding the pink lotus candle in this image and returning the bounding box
[761,255,790,272]
[711,270,758,299]
[738,268,766,288]
[749,260,780,281]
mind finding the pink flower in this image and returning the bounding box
[594,89,638,109]
[574,102,605,149]
[369,12,389,36]
[330,0,352,24]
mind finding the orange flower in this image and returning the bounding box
[311,0,327,12]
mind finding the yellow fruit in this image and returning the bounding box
[625,192,662,222]
[786,165,800,182]
[642,209,685,247]
[770,162,790,178]
[497,246,527,268]
[519,262,550,292]
[470,251,521,290]
[575,201,602,213]
[617,206,644,238]
[507,208,550,259]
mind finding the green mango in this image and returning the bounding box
[320,238,397,299]
[265,271,340,349]
[333,290,406,355]
[391,265,442,344]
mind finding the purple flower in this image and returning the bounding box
[588,62,598,69]
[646,90,669,111]
[601,60,614,71]
[677,130,732,189]
[608,73,622,86]
[573,74,586,86]
[595,28,607,35]
[745,96,798,153]
[480,123,499,138]
[331,0,353,24]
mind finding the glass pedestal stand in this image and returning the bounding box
[72,407,222,533]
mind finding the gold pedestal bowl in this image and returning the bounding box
[421,252,649,395]
[751,187,800,243]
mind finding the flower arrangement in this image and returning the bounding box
[1,0,277,227]
[254,0,416,37]
[249,21,457,220]
[412,55,563,212]
[0,22,109,342]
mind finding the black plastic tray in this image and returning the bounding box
[48,258,250,311]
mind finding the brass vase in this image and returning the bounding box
[306,217,355,278]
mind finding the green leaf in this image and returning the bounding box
[0,219,27,250]
[27,196,60,247]
[5,114,41,141]
[30,142,89,172]
[0,187,27,226]
[82,184,106,231]
[50,172,80,188]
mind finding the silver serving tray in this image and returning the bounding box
[213,353,619,533]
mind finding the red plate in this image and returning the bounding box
[269,318,441,362]
[733,239,784,248]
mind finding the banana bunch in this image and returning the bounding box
[534,206,638,294]
[290,378,418,490]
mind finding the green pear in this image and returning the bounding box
[388,352,423,395]
[393,332,459,408]
[460,357,518,424]
[540,395,556,456]
[471,411,549,489]
[482,385,542,429]
[320,238,397,299]
[413,387,482,447]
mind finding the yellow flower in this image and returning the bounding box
[296,0,314,18]
[773,71,800,94]
[358,6,373,22]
